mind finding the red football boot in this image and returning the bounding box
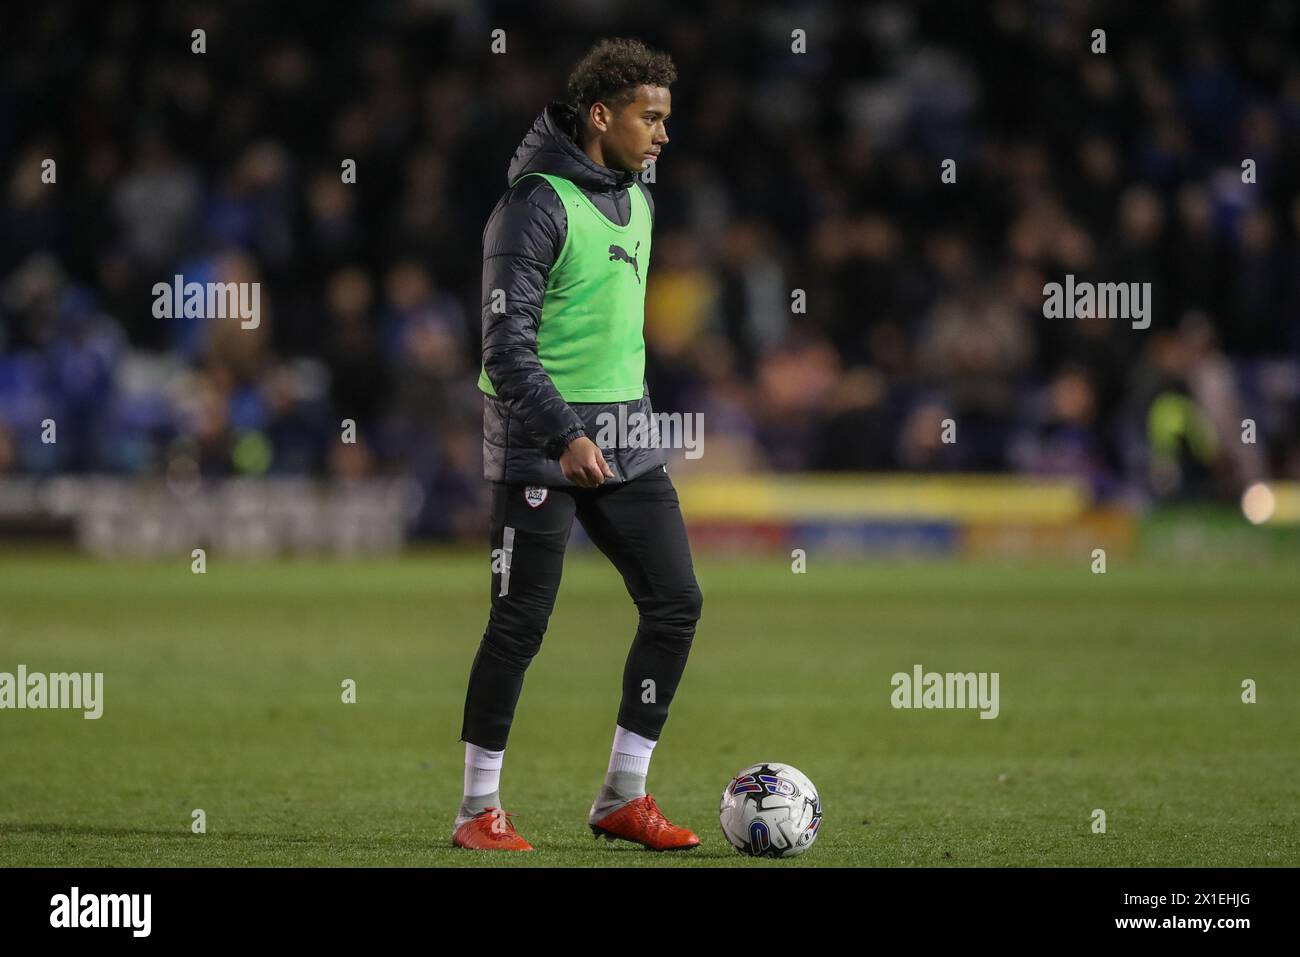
[452,807,534,851]
[590,794,700,851]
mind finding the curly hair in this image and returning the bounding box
[565,37,677,116]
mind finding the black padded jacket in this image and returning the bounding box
[478,100,669,486]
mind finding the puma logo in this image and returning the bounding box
[608,241,641,283]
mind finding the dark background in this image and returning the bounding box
[1,0,1297,538]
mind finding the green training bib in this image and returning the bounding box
[479,171,651,403]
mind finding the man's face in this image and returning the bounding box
[590,85,671,172]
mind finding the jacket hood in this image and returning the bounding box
[507,100,639,192]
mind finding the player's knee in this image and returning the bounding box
[481,629,543,670]
[643,581,702,638]
[683,581,703,626]
[484,611,548,667]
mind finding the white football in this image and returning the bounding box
[719,762,822,858]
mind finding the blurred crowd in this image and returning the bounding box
[1,0,1298,538]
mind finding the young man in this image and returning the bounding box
[454,38,702,851]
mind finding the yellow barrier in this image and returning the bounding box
[673,474,1091,524]
[1241,481,1300,526]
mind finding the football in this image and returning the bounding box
[719,762,822,857]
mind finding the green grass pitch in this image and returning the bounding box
[0,549,1296,867]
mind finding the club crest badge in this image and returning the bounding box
[524,486,548,508]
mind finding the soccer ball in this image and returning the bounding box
[719,762,822,858]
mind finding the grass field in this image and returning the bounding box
[0,548,1297,867]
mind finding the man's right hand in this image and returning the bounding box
[560,436,615,488]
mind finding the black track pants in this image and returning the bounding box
[459,467,702,752]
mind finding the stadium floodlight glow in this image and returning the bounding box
[1241,482,1275,525]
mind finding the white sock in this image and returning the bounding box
[607,725,657,779]
[464,743,504,799]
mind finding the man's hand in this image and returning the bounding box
[560,436,615,487]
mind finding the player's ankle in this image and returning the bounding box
[458,790,501,823]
